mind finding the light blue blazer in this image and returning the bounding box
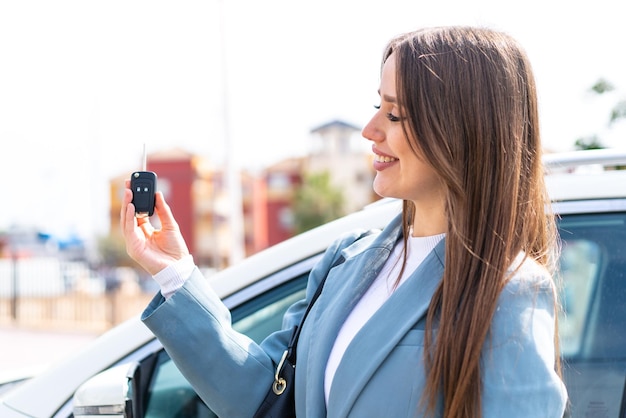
[142,215,568,417]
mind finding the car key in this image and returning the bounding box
[130,144,157,218]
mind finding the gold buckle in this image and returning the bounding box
[272,350,289,395]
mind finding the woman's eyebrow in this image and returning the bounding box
[383,94,397,104]
[377,90,398,104]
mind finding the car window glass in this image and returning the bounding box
[557,212,626,417]
[232,285,305,342]
[143,351,213,418]
[558,238,601,357]
[143,273,308,417]
[557,213,626,361]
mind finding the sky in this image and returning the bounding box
[1,0,625,241]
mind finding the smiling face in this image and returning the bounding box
[362,53,447,235]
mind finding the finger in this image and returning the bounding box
[154,192,178,230]
[120,181,132,226]
[122,186,133,206]
[135,204,154,229]
[120,188,131,235]
[121,189,138,238]
[138,218,155,236]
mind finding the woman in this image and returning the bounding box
[122,26,567,417]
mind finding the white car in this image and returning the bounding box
[2,148,626,418]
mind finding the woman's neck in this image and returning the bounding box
[411,205,447,237]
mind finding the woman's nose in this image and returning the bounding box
[362,115,384,143]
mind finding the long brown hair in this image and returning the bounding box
[383,27,559,417]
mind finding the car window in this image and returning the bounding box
[558,212,626,361]
[558,237,601,357]
[143,352,210,418]
[142,273,308,418]
[557,211,626,418]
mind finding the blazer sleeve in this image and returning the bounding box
[140,228,372,418]
[481,264,568,417]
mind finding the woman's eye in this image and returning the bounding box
[386,112,400,122]
[374,104,400,122]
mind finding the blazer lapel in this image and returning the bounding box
[300,217,402,417]
[327,239,445,418]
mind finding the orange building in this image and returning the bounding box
[264,157,305,245]
[109,119,376,270]
[110,148,267,270]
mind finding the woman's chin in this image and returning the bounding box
[372,181,397,200]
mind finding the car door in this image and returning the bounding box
[131,257,314,418]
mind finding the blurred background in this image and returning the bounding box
[0,0,624,367]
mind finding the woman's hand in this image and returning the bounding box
[121,181,190,275]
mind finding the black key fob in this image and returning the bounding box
[130,171,157,218]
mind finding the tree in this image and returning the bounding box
[576,78,626,150]
[610,100,626,126]
[574,135,604,151]
[292,171,345,234]
[97,231,135,267]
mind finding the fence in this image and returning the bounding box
[0,257,154,333]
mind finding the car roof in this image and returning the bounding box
[545,148,626,202]
[208,198,402,298]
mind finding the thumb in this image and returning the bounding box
[154,191,179,230]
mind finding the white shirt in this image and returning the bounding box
[323,233,444,403]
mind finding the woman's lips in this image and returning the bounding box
[372,148,398,171]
